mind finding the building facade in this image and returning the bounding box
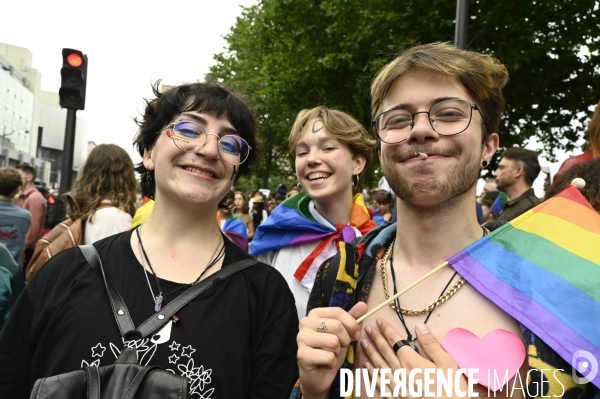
[0,42,89,189]
[0,44,50,184]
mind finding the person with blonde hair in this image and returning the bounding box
[251,106,377,320]
[295,43,597,399]
[68,143,137,244]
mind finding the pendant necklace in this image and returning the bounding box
[380,227,489,351]
[389,252,459,352]
[135,224,225,312]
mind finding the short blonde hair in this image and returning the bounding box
[371,42,509,139]
[288,106,376,193]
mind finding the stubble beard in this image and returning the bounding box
[495,178,509,193]
[381,148,481,210]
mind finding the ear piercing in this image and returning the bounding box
[482,160,488,167]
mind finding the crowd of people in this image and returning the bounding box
[0,42,598,398]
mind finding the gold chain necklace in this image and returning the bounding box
[380,227,489,316]
[380,241,465,316]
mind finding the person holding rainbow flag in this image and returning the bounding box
[293,43,599,399]
[250,106,377,320]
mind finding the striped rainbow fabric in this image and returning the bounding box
[219,212,248,251]
[489,191,509,214]
[449,185,600,388]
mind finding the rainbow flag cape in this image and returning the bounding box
[218,212,248,251]
[250,192,376,288]
[489,191,509,215]
[449,185,600,388]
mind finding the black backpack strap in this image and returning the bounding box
[80,245,137,337]
[79,245,258,339]
[136,258,258,337]
[85,366,101,399]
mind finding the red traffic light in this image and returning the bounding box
[66,53,83,67]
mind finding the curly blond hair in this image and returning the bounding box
[67,144,137,221]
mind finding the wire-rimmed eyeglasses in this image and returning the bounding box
[165,121,252,165]
[372,99,488,144]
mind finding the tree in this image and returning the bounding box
[208,0,600,187]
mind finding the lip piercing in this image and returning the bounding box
[415,152,428,159]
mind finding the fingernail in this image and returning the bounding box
[361,340,369,349]
[365,325,372,334]
[416,323,429,334]
[376,318,382,327]
[354,330,361,341]
[365,362,373,371]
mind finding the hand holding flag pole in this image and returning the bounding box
[354,179,600,389]
[356,261,449,324]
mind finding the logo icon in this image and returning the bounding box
[571,350,598,384]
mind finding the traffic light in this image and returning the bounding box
[59,48,88,110]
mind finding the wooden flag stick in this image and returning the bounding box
[356,261,449,324]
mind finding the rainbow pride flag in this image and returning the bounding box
[449,185,600,388]
[489,191,509,215]
[251,192,375,289]
[218,212,248,251]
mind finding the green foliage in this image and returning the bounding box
[208,0,600,187]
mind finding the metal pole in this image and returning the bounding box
[60,108,77,194]
[36,126,44,158]
[454,0,469,49]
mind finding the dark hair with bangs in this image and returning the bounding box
[133,81,260,204]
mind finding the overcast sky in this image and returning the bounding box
[1,0,586,195]
[1,0,256,165]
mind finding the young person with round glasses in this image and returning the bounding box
[295,43,597,399]
[250,106,377,321]
[0,82,299,399]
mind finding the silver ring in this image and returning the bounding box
[316,319,327,333]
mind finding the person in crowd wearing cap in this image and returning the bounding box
[250,192,269,228]
[250,106,377,320]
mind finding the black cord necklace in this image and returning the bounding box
[389,258,457,351]
[388,226,490,351]
[135,225,225,312]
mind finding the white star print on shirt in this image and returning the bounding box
[91,343,106,358]
[181,345,196,358]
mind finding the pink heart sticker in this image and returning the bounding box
[441,328,526,391]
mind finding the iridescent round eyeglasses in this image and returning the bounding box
[165,121,251,165]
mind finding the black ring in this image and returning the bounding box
[392,340,410,354]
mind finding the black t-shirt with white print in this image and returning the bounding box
[0,229,299,398]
